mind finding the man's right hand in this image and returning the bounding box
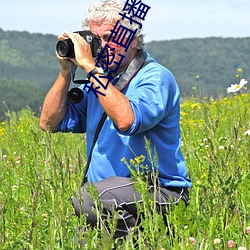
[56,33,79,71]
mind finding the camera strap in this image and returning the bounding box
[81,50,150,186]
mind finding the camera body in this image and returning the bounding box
[56,30,102,58]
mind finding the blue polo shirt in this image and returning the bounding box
[57,53,192,188]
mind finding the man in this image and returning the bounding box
[40,0,192,242]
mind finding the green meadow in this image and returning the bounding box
[0,90,249,249]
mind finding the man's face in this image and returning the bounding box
[89,19,136,75]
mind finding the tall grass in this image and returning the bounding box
[0,93,249,249]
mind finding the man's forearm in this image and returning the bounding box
[40,70,71,132]
[89,75,135,132]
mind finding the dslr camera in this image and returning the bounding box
[56,30,102,58]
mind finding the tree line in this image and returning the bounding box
[0,28,249,120]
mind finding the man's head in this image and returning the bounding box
[82,0,145,50]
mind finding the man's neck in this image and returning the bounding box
[111,50,139,77]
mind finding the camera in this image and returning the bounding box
[56,30,102,58]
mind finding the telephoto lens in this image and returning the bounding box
[56,39,75,58]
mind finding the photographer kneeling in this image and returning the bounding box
[40,0,192,245]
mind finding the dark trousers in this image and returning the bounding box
[72,176,189,238]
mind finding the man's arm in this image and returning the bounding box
[90,76,135,132]
[40,68,71,132]
[40,36,76,133]
[64,31,135,132]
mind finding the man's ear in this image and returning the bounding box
[131,36,139,49]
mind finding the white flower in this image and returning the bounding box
[214,238,221,244]
[238,247,246,250]
[227,79,248,93]
[189,237,196,245]
[20,207,25,214]
[244,130,250,136]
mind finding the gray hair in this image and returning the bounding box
[82,0,145,49]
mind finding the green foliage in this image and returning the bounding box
[0,93,249,249]
[0,79,46,121]
[146,37,250,98]
[0,29,60,88]
[0,109,85,249]
[0,29,61,121]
